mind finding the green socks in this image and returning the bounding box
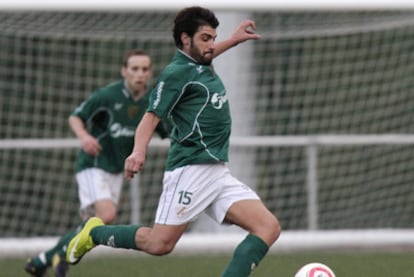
[31,229,78,267]
[33,222,140,267]
[221,234,269,277]
[91,225,140,250]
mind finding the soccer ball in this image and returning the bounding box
[294,262,336,277]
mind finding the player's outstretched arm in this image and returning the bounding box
[124,112,160,179]
[214,19,261,58]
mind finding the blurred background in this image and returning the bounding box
[1,1,414,262]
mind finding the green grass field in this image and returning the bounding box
[6,252,414,276]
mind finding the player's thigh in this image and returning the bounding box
[207,169,260,224]
[224,199,273,228]
[225,199,280,244]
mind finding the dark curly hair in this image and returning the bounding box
[173,6,219,49]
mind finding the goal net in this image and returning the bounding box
[1,5,414,256]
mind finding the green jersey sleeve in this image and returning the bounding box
[147,64,189,119]
[72,90,111,136]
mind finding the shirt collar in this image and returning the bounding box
[176,49,198,64]
[122,81,131,99]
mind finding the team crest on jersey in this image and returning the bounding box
[211,91,227,109]
[196,65,204,74]
[176,206,187,217]
[128,106,139,118]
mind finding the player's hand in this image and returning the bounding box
[80,135,101,156]
[231,20,261,45]
[124,151,146,180]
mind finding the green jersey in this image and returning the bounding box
[148,50,231,170]
[73,80,168,173]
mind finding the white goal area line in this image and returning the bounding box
[2,229,414,258]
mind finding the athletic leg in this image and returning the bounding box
[91,199,117,224]
[77,168,122,224]
[221,199,281,277]
[24,228,78,277]
[67,164,221,263]
[133,223,188,255]
[92,222,188,255]
[66,218,188,264]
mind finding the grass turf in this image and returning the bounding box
[10,252,414,276]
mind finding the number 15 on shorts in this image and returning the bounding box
[178,190,192,205]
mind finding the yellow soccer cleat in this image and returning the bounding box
[66,217,104,265]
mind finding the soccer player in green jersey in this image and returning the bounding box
[24,49,169,277]
[25,17,268,277]
[66,6,281,277]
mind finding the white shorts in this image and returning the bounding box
[76,168,123,211]
[155,163,260,225]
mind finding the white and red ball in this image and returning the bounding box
[294,262,336,277]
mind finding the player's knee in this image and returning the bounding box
[269,216,281,242]
[267,216,281,244]
[257,214,281,245]
[101,213,116,224]
[95,209,116,224]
